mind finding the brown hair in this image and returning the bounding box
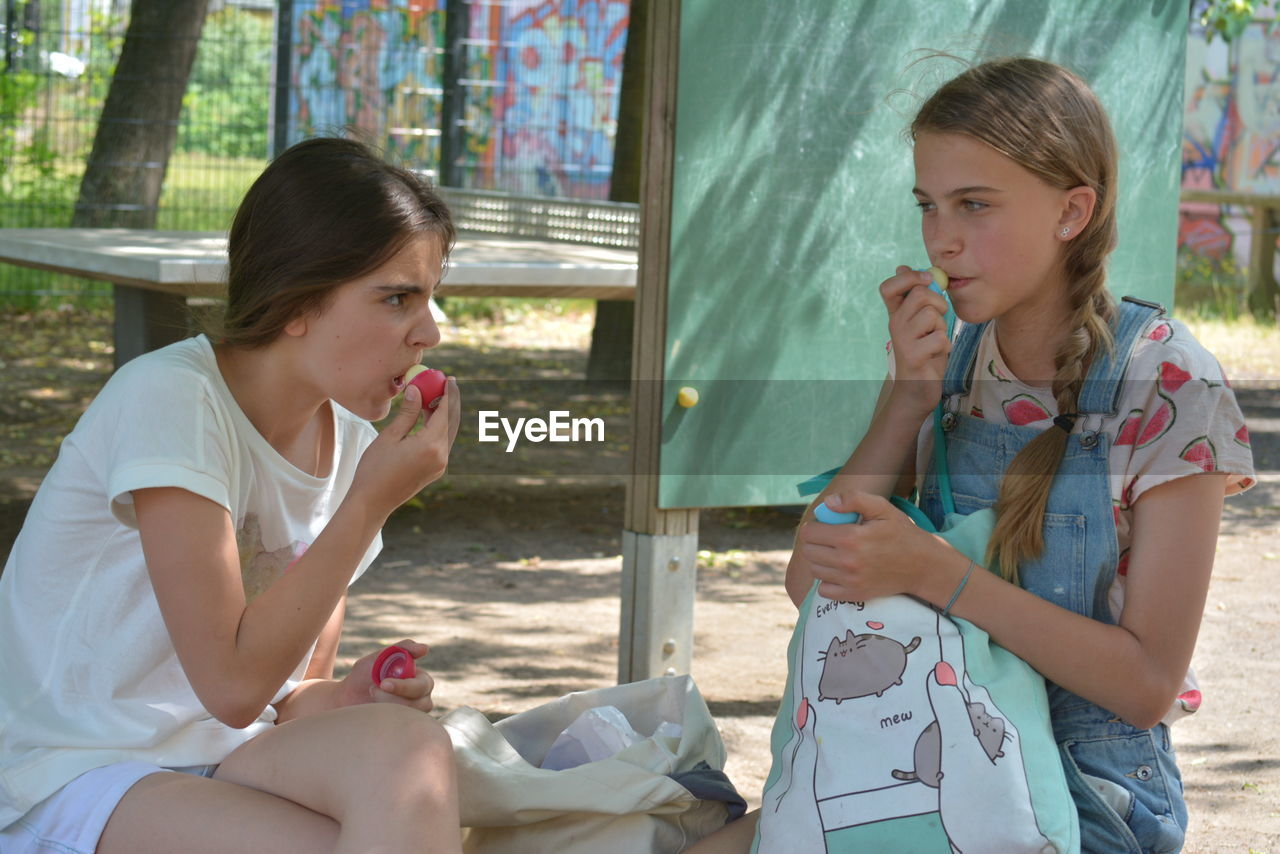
[911,57,1118,582]
[210,137,455,349]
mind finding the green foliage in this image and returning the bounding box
[1196,0,1278,42]
[2,2,122,229]
[1,5,272,307]
[179,8,272,158]
[86,3,126,88]
[435,296,596,324]
[0,70,40,189]
[153,153,266,231]
[0,151,263,308]
[0,65,80,226]
[1175,246,1247,320]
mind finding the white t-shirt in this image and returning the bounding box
[890,315,1256,721]
[0,335,381,828]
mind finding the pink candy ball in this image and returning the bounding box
[407,368,447,409]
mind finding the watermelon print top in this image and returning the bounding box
[889,315,1256,721]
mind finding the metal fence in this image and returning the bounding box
[0,0,275,301]
[0,0,631,304]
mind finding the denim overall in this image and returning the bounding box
[919,299,1187,854]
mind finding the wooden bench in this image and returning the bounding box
[1181,189,1280,318]
[0,192,639,368]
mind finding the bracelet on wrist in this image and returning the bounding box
[942,558,977,616]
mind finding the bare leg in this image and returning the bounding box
[683,809,759,854]
[100,703,461,854]
[98,772,338,853]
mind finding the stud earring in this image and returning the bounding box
[1060,227,1071,238]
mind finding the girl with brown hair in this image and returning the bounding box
[0,137,465,853]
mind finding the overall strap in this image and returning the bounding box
[1076,297,1165,416]
[935,317,984,518]
[942,320,988,398]
[932,404,957,517]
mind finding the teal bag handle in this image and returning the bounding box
[796,406,954,534]
[927,267,958,519]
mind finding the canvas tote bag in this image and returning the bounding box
[754,415,1080,854]
[441,674,740,854]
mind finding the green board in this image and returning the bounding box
[659,0,1188,509]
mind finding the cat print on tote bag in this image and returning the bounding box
[756,593,1058,854]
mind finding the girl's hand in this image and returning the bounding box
[880,266,950,416]
[350,378,462,521]
[341,640,437,712]
[796,492,949,602]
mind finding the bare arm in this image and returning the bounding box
[135,381,459,728]
[804,473,1227,728]
[306,595,347,681]
[785,267,948,606]
[939,473,1225,729]
[136,486,384,727]
[784,377,925,604]
[260,596,347,725]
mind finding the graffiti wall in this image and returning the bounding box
[1181,18,1280,263]
[290,1,448,171]
[287,0,630,199]
[466,0,629,198]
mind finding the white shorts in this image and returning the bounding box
[0,762,217,854]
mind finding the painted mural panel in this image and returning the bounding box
[466,0,628,198]
[287,0,630,198]
[290,1,448,170]
[1181,18,1280,264]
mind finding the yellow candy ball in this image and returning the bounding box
[928,265,949,291]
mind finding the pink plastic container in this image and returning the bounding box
[372,645,417,684]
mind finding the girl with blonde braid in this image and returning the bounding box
[691,57,1255,854]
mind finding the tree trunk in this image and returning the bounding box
[71,0,209,228]
[586,0,646,383]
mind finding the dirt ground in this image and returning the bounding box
[1,304,1277,852]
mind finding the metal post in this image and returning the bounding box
[438,0,470,187]
[4,0,17,73]
[618,0,695,685]
[271,0,293,158]
[113,286,190,369]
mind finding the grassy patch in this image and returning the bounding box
[155,153,266,232]
[0,152,266,307]
[435,296,597,327]
[1175,309,1280,384]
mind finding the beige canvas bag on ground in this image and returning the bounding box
[441,675,737,854]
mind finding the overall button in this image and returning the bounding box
[1079,431,1100,449]
[1132,764,1154,781]
[941,411,958,432]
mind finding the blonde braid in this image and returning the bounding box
[987,279,1114,582]
[912,58,1121,582]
